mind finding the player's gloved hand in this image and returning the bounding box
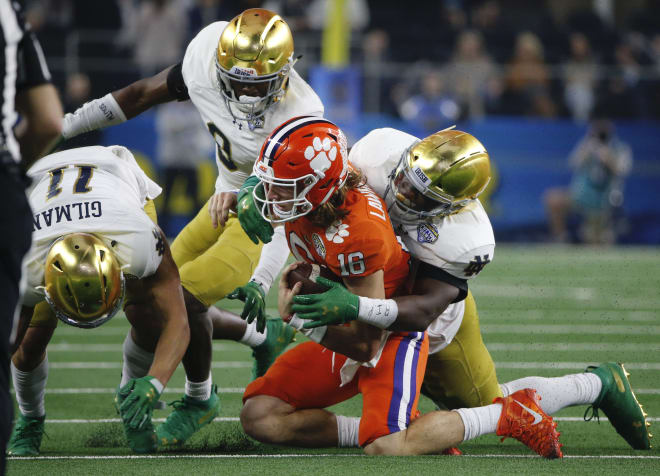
[227,280,267,333]
[291,278,359,328]
[117,376,162,430]
[237,176,273,244]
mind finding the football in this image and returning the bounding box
[286,262,341,295]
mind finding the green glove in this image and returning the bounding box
[237,176,273,244]
[291,277,359,328]
[227,280,267,333]
[117,376,161,430]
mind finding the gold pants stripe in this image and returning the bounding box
[421,291,502,409]
[170,199,263,307]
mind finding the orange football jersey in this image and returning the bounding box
[284,184,410,298]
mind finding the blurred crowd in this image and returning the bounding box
[24,0,660,130]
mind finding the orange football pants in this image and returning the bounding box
[243,331,429,447]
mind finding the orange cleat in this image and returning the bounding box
[441,447,463,456]
[494,388,563,459]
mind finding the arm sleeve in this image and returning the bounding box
[250,226,290,293]
[16,31,51,91]
[166,62,190,101]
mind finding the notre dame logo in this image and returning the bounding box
[153,229,165,256]
[463,254,490,276]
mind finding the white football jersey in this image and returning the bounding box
[181,21,324,194]
[23,146,164,307]
[350,128,496,353]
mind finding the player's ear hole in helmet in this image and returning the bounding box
[215,8,295,129]
[252,116,363,227]
[42,233,124,328]
[386,128,491,225]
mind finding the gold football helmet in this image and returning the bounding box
[387,128,491,224]
[43,233,124,328]
[215,8,294,129]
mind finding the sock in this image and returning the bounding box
[120,332,154,387]
[336,415,360,447]
[454,403,502,441]
[240,320,267,348]
[499,373,602,415]
[185,374,212,401]
[11,356,48,418]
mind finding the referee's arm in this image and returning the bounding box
[13,30,62,167]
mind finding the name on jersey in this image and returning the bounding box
[357,186,387,221]
[33,200,102,231]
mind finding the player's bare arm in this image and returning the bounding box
[126,231,190,386]
[112,65,179,119]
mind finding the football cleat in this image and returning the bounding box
[156,385,220,448]
[251,317,296,380]
[584,362,651,449]
[441,447,463,455]
[6,415,45,456]
[494,388,563,459]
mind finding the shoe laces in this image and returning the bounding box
[583,405,601,423]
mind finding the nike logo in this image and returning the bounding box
[513,399,543,425]
[198,409,216,426]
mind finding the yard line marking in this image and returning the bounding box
[8,454,660,460]
[494,362,660,370]
[43,417,660,424]
[487,343,660,352]
[48,362,251,369]
[47,343,236,352]
[472,283,597,301]
[481,324,660,335]
[40,387,660,395]
[46,361,660,370]
[43,388,245,394]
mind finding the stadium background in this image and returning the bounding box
[7,1,660,473]
[29,0,660,243]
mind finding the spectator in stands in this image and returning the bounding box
[444,29,501,119]
[501,31,557,117]
[562,32,597,122]
[597,40,647,118]
[261,0,312,32]
[470,0,514,63]
[187,0,242,41]
[544,112,633,245]
[119,0,188,76]
[398,69,461,136]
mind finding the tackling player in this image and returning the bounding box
[289,128,652,451]
[57,9,319,445]
[238,116,562,458]
[7,145,189,455]
[235,127,651,452]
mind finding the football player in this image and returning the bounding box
[58,9,319,445]
[239,116,562,458]
[235,127,651,452]
[7,145,190,455]
[288,128,652,451]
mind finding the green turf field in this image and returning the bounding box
[7,245,660,475]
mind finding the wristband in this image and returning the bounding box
[62,93,127,139]
[357,296,398,329]
[146,376,164,394]
[288,314,328,343]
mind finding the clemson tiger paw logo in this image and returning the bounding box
[304,136,337,174]
[325,221,349,243]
